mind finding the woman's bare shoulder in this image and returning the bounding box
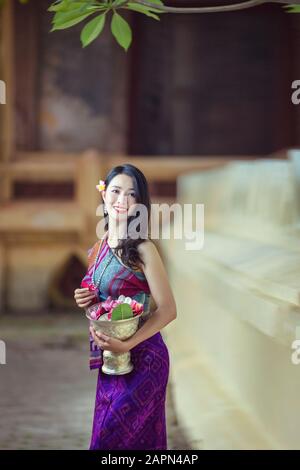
[137,239,159,262]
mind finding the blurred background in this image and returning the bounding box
[0,0,300,450]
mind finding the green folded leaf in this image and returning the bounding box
[111,11,132,52]
[81,13,106,47]
[126,3,160,20]
[111,303,133,321]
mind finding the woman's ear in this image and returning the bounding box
[101,190,106,204]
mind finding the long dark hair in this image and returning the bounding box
[103,164,151,271]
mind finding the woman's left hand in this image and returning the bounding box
[89,326,130,353]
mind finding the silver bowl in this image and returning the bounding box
[86,306,143,375]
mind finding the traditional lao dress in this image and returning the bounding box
[82,236,170,450]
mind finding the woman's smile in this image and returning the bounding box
[113,206,128,214]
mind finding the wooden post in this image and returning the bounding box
[0,0,15,202]
[76,149,105,245]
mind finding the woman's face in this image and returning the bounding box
[102,173,137,222]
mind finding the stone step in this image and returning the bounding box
[165,327,275,450]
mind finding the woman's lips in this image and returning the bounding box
[113,206,127,213]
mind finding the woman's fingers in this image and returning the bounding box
[89,328,108,349]
[74,288,95,298]
[75,296,94,306]
[95,331,109,343]
[81,295,95,302]
[75,288,89,294]
[78,299,93,308]
[75,291,95,300]
[74,295,95,307]
[74,287,96,307]
[90,332,103,348]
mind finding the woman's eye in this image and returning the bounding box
[111,189,135,198]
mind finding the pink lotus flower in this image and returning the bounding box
[102,296,119,311]
[89,303,107,320]
[87,295,144,321]
[130,299,144,315]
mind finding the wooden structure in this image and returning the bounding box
[0,0,298,315]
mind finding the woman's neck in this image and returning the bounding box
[107,220,127,247]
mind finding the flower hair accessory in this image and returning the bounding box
[96,179,106,192]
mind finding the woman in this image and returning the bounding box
[74,163,177,450]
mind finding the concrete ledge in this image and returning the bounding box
[165,325,276,450]
[161,234,300,449]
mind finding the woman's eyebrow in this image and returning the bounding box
[111,185,135,190]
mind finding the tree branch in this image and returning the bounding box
[135,0,298,14]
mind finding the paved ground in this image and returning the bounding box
[0,312,191,450]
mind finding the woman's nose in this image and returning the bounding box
[117,193,128,206]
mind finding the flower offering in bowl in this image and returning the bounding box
[86,295,144,375]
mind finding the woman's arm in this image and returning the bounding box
[125,240,177,350]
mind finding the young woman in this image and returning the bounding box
[74,163,177,450]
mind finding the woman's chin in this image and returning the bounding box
[110,210,128,221]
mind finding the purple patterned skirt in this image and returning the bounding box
[89,332,170,450]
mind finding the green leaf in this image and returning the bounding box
[48,0,68,12]
[146,0,164,4]
[53,5,101,20]
[284,5,300,13]
[127,1,167,16]
[49,1,94,13]
[126,3,160,20]
[111,303,133,321]
[111,11,132,52]
[128,1,162,13]
[144,0,166,12]
[51,4,104,31]
[51,12,95,30]
[81,13,106,47]
[51,2,104,24]
[113,0,127,5]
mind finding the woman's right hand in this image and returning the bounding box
[74,288,96,308]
